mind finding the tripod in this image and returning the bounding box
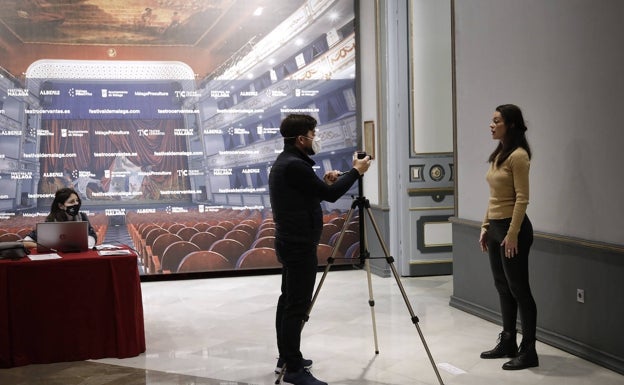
[276,176,444,385]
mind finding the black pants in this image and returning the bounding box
[487,216,537,342]
[275,238,318,372]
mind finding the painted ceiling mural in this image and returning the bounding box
[0,0,301,45]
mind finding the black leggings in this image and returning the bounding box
[487,216,537,341]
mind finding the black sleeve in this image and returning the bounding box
[81,212,98,242]
[287,162,360,203]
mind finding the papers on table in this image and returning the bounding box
[95,244,123,250]
[28,253,61,261]
[97,249,133,256]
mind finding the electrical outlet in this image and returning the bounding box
[577,289,585,303]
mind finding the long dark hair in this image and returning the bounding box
[47,187,81,222]
[488,104,532,167]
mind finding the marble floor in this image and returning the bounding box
[1,269,621,385]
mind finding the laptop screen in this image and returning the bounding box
[36,222,89,253]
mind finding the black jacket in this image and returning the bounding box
[269,144,360,244]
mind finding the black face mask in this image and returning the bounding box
[65,203,81,217]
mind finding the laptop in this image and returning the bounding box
[36,222,89,253]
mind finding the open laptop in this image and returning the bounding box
[36,222,89,253]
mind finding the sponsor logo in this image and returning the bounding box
[105,208,127,216]
[174,90,201,98]
[166,206,189,214]
[43,172,64,178]
[137,208,156,214]
[240,91,258,97]
[0,130,22,136]
[174,128,195,136]
[7,88,29,97]
[177,169,203,177]
[11,171,33,180]
[295,89,320,97]
[242,168,260,174]
[105,170,131,178]
[68,88,93,97]
[134,91,169,97]
[72,170,96,178]
[228,127,250,135]
[101,89,128,98]
[61,129,88,137]
[138,129,165,136]
[37,129,54,136]
[256,126,280,135]
[203,129,223,135]
[40,90,60,96]
[210,90,231,98]
[213,168,233,176]
[266,89,287,97]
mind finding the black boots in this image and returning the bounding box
[502,340,539,370]
[480,331,518,359]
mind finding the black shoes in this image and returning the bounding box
[502,340,539,370]
[275,357,313,374]
[282,368,327,385]
[480,331,518,359]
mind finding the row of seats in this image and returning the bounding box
[125,208,360,274]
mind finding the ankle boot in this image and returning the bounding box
[502,340,539,370]
[480,331,518,359]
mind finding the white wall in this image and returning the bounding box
[455,0,624,245]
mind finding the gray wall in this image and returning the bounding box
[452,0,624,373]
[455,0,624,243]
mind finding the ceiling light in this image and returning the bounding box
[253,7,263,16]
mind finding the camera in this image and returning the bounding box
[356,151,368,159]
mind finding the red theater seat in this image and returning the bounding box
[209,239,247,266]
[236,247,280,269]
[177,226,199,241]
[189,231,218,250]
[177,250,233,272]
[160,241,200,273]
[251,236,275,249]
[224,229,253,249]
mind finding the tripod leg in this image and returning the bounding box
[364,206,445,385]
[363,257,380,354]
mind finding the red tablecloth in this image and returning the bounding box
[0,250,146,368]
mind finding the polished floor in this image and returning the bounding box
[1,269,621,385]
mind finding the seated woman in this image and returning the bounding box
[21,187,97,250]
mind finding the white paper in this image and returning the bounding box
[97,249,133,256]
[28,253,61,261]
[437,363,466,375]
[95,244,122,250]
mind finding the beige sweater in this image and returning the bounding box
[482,148,530,242]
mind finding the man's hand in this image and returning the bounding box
[323,170,342,185]
[352,153,372,175]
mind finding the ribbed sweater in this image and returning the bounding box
[482,147,530,242]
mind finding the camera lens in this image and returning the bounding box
[357,151,367,159]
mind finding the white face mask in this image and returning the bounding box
[300,135,321,155]
[310,136,321,155]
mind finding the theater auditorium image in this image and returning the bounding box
[0,0,360,275]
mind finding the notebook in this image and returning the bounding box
[36,221,89,253]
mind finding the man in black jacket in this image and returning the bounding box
[269,114,371,385]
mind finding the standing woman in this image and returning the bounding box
[479,104,538,370]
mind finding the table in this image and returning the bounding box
[0,249,146,368]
